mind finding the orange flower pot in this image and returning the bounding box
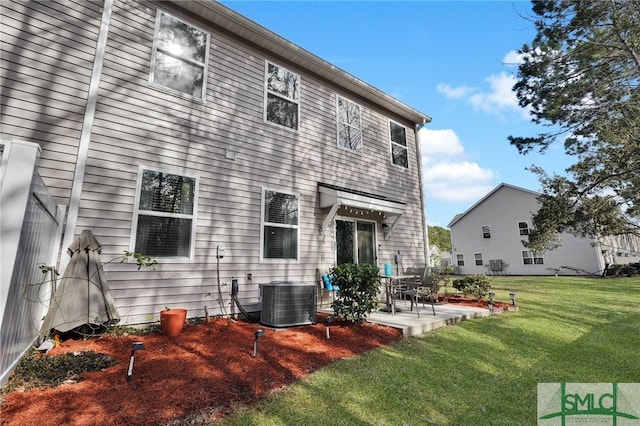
[160,308,187,337]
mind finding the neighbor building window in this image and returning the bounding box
[265,62,300,130]
[474,253,483,266]
[132,167,198,260]
[482,225,491,239]
[337,96,362,154]
[518,221,530,236]
[456,253,464,266]
[150,10,209,99]
[389,121,408,168]
[261,188,299,261]
[522,250,544,265]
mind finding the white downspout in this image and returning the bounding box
[59,0,113,273]
[415,119,431,268]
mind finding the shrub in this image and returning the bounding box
[330,263,381,322]
[452,274,492,299]
[605,264,638,277]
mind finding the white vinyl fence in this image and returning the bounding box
[0,140,64,386]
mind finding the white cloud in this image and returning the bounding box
[436,50,531,119]
[436,83,474,99]
[419,128,495,204]
[420,129,464,159]
[468,71,520,114]
[502,50,524,67]
[423,161,495,202]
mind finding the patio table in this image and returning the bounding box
[379,274,419,315]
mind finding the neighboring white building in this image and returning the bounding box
[448,183,640,276]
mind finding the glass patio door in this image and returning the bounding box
[336,219,376,265]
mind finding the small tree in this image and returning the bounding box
[330,263,380,323]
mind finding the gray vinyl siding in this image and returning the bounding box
[6,0,426,325]
[0,0,102,205]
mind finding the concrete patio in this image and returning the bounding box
[320,302,491,337]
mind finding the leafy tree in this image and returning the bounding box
[510,0,640,251]
[428,225,452,251]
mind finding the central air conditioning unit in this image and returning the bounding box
[260,281,317,327]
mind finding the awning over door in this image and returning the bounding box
[318,182,405,236]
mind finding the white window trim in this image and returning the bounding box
[263,60,300,131]
[129,165,199,263]
[259,186,300,263]
[336,95,363,154]
[474,252,484,266]
[388,119,409,169]
[456,253,465,266]
[149,9,210,101]
[522,250,543,265]
[518,221,530,236]
[482,225,491,239]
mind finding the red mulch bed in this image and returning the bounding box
[1,297,507,425]
[440,294,513,310]
[0,314,401,425]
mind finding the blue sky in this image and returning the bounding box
[222,1,573,227]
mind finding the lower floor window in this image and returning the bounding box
[522,250,544,265]
[474,253,483,266]
[456,254,464,266]
[261,188,299,261]
[131,167,198,260]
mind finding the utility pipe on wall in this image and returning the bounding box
[414,118,431,268]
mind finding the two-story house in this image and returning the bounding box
[448,183,640,276]
[1,0,431,382]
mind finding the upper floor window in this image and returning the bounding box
[389,121,408,168]
[337,96,362,154]
[261,188,299,261]
[482,225,491,239]
[131,167,198,261]
[522,250,544,265]
[265,62,300,130]
[456,253,465,266]
[518,221,530,236]
[150,10,209,99]
[474,253,483,266]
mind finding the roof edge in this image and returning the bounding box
[447,183,540,228]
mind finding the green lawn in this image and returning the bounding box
[218,276,640,425]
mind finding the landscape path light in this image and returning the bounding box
[488,292,495,314]
[325,316,335,339]
[126,342,145,382]
[253,329,265,358]
[509,292,517,306]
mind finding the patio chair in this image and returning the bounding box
[317,268,339,308]
[398,267,436,317]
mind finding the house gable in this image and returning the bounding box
[448,183,603,276]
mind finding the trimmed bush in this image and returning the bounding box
[452,274,492,299]
[606,264,639,277]
[330,263,381,322]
